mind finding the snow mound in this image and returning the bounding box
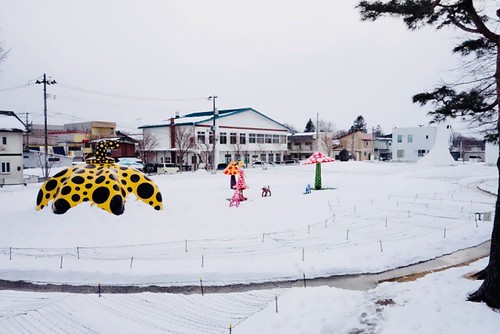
[417,125,456,166]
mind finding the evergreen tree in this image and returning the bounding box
[304,118,316,133]
[373,124,384,137]
[358,0,500,308]
[350,115,367,133]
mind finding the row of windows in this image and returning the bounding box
[197,132,286,145]
[396,149,428,158]
[396,134,430,143]
[224,153,283,164]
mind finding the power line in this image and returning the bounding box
[57,83,207,102]
[0,83,30,93]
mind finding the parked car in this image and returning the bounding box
[144,163,157,174]
[156,163,180,174]
[283,159,299,165]
[115,157,144,171]
[217,163,228,170]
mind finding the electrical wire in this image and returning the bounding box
[57,83,208,102]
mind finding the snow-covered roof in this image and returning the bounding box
[0,111,26,132]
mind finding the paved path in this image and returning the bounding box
[0,241,490,294]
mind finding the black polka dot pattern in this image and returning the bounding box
[36,139,163,215]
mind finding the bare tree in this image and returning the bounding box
[283,122,298,133]
[196,140,212,169]
[230,140,246,162]
[0,40,9,64]
[174,126,196,169]
[319,132,335,156]
[137,131,158,164]
[317,119,335,132]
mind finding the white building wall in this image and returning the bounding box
[0,131,24,185]
[143,110,289,169]
[485,142,498,165]
[392,127,437,162]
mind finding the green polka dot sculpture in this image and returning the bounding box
[36,139,163,215]
[304,151,335,191]
[314,162,322,190]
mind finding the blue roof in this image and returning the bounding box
[140,108,291,131]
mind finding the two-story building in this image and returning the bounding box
[333,131,374,161]
[0,111,26,185]
[373,134,392,161]
[139,108,290,170]
[392,126,438,162]
[287,132,336,161]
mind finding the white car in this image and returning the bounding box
[115,157,144,171]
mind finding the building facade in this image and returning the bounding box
[287,132,336,161]
[0,113,25,185]
[140,108,290,170]
[333,131,374,161]
[391,126,437,162]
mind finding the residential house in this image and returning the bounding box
[139,108,290,170]
[373,134,392,161]
[391,126,438,162]
[450,135,485,162]
[287,133,315,161]
[333,131,374,161]
[287,132,336,161]
[27,121,117,161]
[0,111,26,185]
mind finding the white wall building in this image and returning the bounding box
[140,108,290,170]
[0,113,26,185]
[392,126,438,162]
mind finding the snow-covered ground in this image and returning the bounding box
[0,161,499,332]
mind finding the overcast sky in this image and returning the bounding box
[0,0,481,135]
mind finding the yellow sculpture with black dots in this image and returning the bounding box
[36,139,163,215]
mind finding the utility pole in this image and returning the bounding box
[316,112,319,152]
[372,126,375,161]
[35,74,57,179]
[25,113,29,150]
[208,95,218,170]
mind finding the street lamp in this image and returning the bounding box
[208,95,218,170]
[35,74,57,179]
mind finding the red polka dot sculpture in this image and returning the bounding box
[36,139,163,215]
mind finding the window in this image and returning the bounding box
[220,132,227,144]
[249,133,256,144]
[407,134,413,143]
[418,149,426,157]
[268,153,274,162]
[397,150,404,158]
[280,135,287,144]
[1,137,6,145]
[275,154,281,163]
[209,131,214,144]
[265,134,272,144]
[1,162,10,174]
[397,134,402,143]
[272,135,279,144]
[364,141,369,147]
[197,132,206,144]
[257,134,264,144]
[260,153,266,161]
[426,135,429,139]
[239,133,246,144]
[230,133,237,145]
